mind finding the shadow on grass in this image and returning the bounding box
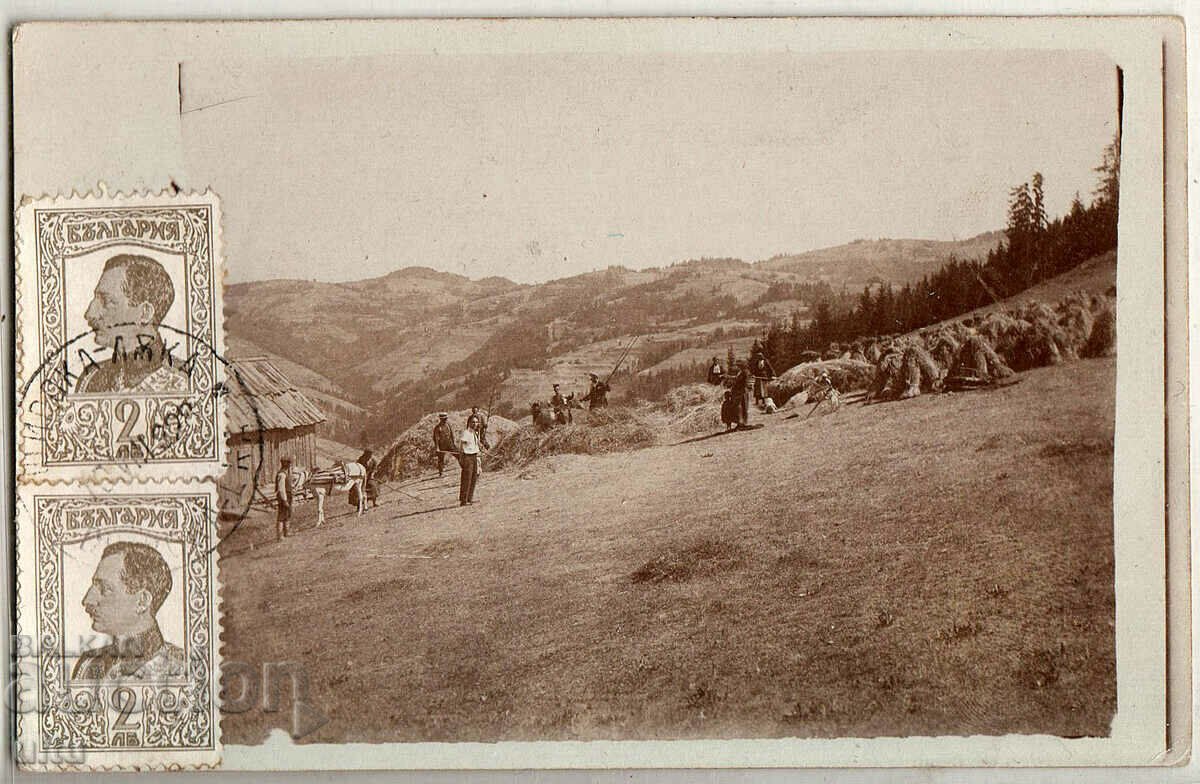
[387,504,461,521]
[219,502,464,560]
[673,424,764,446]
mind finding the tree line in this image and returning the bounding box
[761,136,1120,370]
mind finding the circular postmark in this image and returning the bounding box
[17,320,268,550]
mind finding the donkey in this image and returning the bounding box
[292,460,367,526]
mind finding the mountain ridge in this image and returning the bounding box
[225,230,1003,442]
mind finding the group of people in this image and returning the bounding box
[433,408,491,506]
[712,340,778,431]
[531,373,610,430]
[270,343,783,538]
[273,447,380,541]
[272,407,495,544]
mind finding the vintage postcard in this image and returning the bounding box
[12,483,221,770]
[9,15,1187,772]
[14,191,226,483]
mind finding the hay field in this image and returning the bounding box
[220,357,1115,743]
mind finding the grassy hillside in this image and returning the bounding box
[220,355,1114,742]
[967,249,1116,314]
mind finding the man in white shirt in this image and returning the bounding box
[458,415,481,506]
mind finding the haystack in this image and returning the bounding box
[925,329,962,372]
[976,310,1057,372]
[867,351,904,401]
[378,409,519,479]
[664,383,726,413]
[488,406,657,469]
[867,344,942,401]
[662,383,727,434]
[1081,298,1116,358]
[948,333,1013,382]
[768,358,875,406]
[1015,301,1078,366]
[1055,295,1096,352]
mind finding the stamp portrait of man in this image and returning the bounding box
[74,253,190,394]
[72,540,185,681]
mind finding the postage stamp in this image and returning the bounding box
[14,483,221,770]
[15,191,225,483]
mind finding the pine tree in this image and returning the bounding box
[1031,172,1047,232]
[1093,134,1121,210]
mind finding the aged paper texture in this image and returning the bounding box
[10,15,1187,772]
[15,191,226,484]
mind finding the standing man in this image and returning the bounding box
[581,372,609,410]
[470,406,492,450]
[275,456,295,541]
[732,360,753,429]
[458,414,482,506]
[432,413,455,477]
[355,448,379,509]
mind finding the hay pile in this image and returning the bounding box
[947,334,1014,382]
[487,406,658,470]
[971,293,1115,372]
[925,329,965,371]
[663,383,725,413]
[662,383,727,434]
[866,343,943,401]
[378,409,519,479]
[1081,298,1116,358]
[768,358,875,406]
[855,291,1116,399]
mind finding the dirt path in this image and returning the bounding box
[221,358,1116,743]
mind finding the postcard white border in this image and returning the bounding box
[9,14,1182,770]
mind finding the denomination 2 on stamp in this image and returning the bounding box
[15,191,225,482]
[15,483,221,769]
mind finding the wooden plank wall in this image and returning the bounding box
[220,425,319,513]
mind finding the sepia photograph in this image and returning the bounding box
[210,45,1121,743]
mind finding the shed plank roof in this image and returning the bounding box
[225,357,326,433]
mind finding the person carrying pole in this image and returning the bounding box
[581,372,610,410]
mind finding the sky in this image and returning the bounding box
[180,49,1119,285]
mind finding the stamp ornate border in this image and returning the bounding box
[15,190,225,483]
[15,484,221,769]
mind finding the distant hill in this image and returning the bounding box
[758,232,1003,288]
[224,335,365,443]
[225,231,1002,442]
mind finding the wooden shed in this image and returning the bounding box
[220,357,326,514]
